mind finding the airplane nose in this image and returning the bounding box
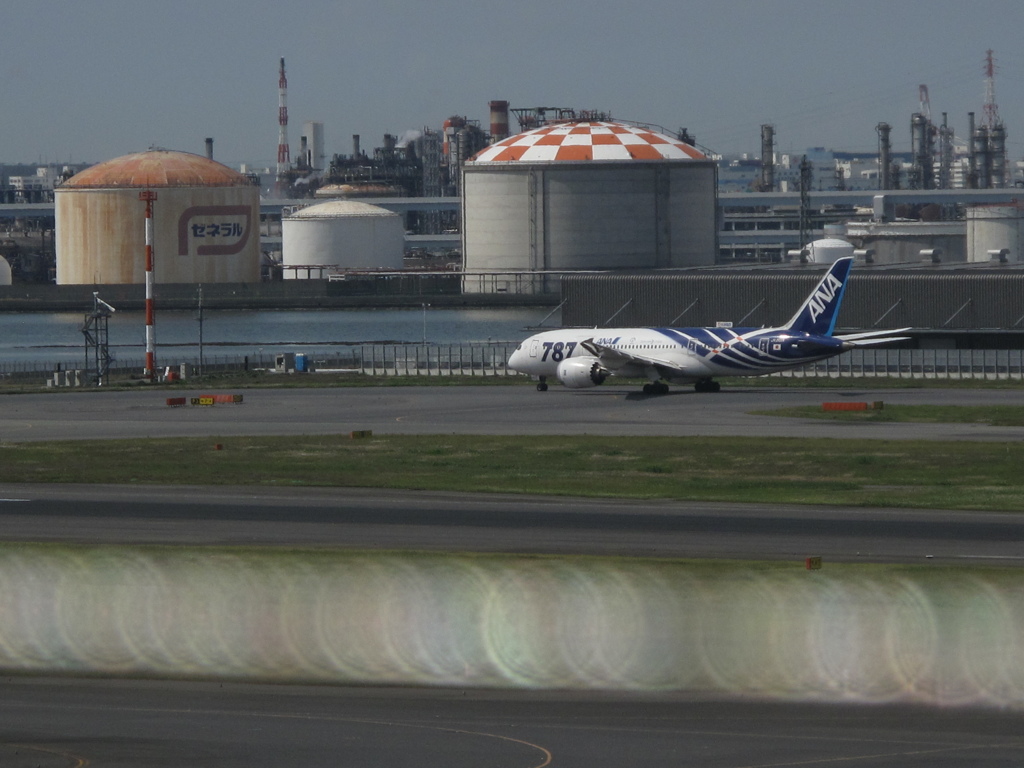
[508,347,523,371]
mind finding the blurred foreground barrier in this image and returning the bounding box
[2,544,1024,708]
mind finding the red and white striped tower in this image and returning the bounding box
[139,190,158,380]
[276,57,290,192]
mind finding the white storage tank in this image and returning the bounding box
[806,237,855,264]
[0,257,11,286]
[966,203,1022,263]
[462,120,717,292]
[281,200,404,278]
[55,150,261,284]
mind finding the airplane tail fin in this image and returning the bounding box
[783,257,853,336]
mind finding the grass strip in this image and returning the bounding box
[2,434,1023,511]
[753,404,1024,427]
[6,541,1020,579]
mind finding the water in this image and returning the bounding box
[0,306,555,370]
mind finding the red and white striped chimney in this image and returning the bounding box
[489,100,510,142]
[276,57,290,190]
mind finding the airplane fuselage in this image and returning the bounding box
[508,258,906,393]
[508,325,851,385]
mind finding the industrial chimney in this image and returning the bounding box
[876,123,891,190]
[759,124,775,192]
[489,100,510,142]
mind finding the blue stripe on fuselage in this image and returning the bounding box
[656,327,844,373]
[657,327,773,371]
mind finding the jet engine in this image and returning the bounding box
[556,357,608,388]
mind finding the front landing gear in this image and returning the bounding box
[642,381,669,395]
[694,379,721,393]
[536,376,549,392]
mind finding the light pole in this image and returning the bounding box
[196,284,204,376]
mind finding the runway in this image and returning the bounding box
[3,678,1024,768]
[2,384,1024,766]
[1,482,1023,565]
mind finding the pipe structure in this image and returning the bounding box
[139,190,158,380]
[973,125,991,189]
[990,123,1007,188]
[876,123,891,190]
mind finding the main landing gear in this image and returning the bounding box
[642,381,669,395]
[694,379,721,393]
[536,376,548,392]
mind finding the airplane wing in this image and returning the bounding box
[579,339,690,379]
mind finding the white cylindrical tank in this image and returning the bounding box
[462,121,717,291]
[806,237,855,264]
[281,200,404,278]
[55,150,261,284]
[0,256,11,286]
[966,204,1022,263]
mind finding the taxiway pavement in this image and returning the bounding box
[2,384,1023,442]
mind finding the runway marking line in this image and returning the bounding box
[545,722,1024,764]
[53,703,553,768]
[7,742,89,767]
[727,739,1024,767]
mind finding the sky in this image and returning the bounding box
[5,0,1024,169]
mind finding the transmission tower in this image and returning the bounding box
[910,85,936,189]
[938,113,954,189]
[981,49,1008,186]
[82,292,115,386]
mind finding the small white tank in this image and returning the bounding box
[0,256,11,286]
[966,204,1022,263]
[806,237,855,264]
[282,200,404,278]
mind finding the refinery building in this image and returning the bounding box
[4,55,1024,348]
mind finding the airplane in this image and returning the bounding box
[507,257,910,394]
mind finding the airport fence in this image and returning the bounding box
[1,343,522,385]
[775,348,1024,381]
[4,345,1024,386]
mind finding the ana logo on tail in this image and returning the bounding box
[785,257,853,335]
[807,273,844,323]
